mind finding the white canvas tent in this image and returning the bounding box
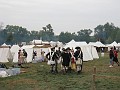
[10,45,21,63]
[50,41,57,47]
[2,43,7,46]
[56,41,63,47]
[88,42,96,46]
[64,39,99,61]
[89,41,106,47]
[117,43,120,47]
[11,45,37,63]
[22,45,50,62]
[21,45,36,62]
[88,45,99,59]
[106,41,119,51]
[31,40,42,45]
[107,41,119,47]
[0,47,13,63]
[11,44,51,63]
[80,46,93,61]
[94,41,106,47]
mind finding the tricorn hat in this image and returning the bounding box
[75,46,81,49]
[66,47,71,50]
[51,47,55,51]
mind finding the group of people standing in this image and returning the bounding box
[109,46,120,67]
[18,49,27,67]
[46,47,83,74]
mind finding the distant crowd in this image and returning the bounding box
[14,45,120,74]
[17,47,83,74]
[46,47,83,74]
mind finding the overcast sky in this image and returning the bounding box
[0,0,120,35]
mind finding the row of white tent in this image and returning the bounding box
[89,41,120,47]
[0,45,51,63]
[64,40,99,61]
[30,40,63,47]
[64,40,120,61]
[1,40,120,63]
[11,45,51,63]
[0,42,99,63]
[0,40,64,63]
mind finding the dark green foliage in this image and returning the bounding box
[94,22,120,44]
[0,22,120,45]
[77,29,92,43]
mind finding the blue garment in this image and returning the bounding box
[110,57,113,65]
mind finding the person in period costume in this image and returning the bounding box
[71,48,76,70]
[109,47,114,67]
[56,47,62,57]
[32,51,37,60]
[40,51,45,62]
[46,47,59,73]
[61,47,71,73]
[23,49,27,63]
[18,49,24,68]
[74,47,83,73]
[113,48,120,66]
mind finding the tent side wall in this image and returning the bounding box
[0,48,11,63]
[81,46,93,61]
[10,45,20,63]
[25,48,33,62]
[89,46,99,59]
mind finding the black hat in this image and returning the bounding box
[66,47,71,50]
[75,46,81,49]
[114,46,116,50]
[110,47,113,49]
[62,48,66,51]
[51,47,55,51]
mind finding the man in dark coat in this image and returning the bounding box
[74,47,83,73]
[109,47,114,67]
[46,47,59,73]
[23,49,27,63]
[61,47,71,73]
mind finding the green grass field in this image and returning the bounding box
[0,52,120,90]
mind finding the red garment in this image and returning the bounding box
[114,50,118,58]
[71,57,75,63]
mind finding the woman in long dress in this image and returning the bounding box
[18,50,24,67]
[71,48,76,70]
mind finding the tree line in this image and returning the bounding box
[0,22,120,45]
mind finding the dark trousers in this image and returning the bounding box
[50,59,58,73]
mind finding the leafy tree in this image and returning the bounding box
[115,28,120,42]
[4,25,30,44]
[6,32,14,44]
[30,31,39,39]
[39,24,55,41]
[94,22,120,43]
[1,22,120,45]
[77,29,92,43]
[94,25,105,42]
[46,24,53,32]
[59,32,73,43]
